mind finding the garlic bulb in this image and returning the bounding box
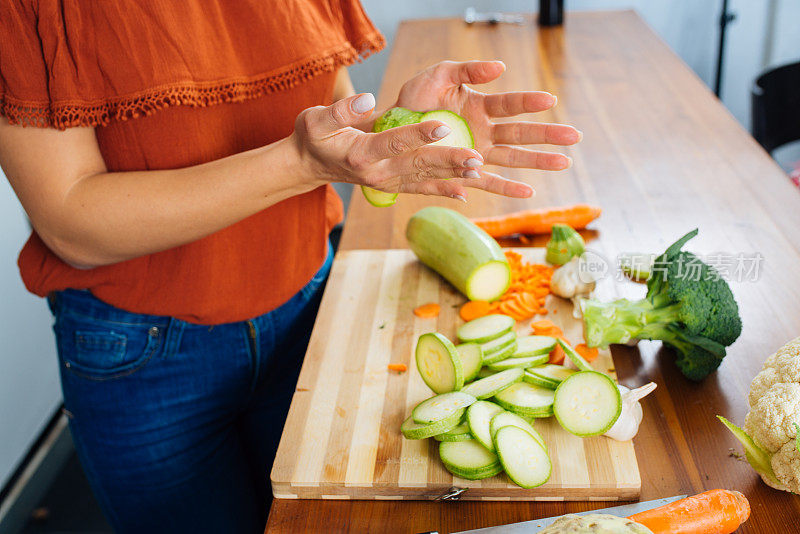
[550,256,595,299]
[604,382,657,441]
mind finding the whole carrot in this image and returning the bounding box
[627,489,750,534]
[472,204,601,237]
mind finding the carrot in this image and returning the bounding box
[413,303,440,318]
[472,204,602,238]
[574,343,599,362]
[627,489,750,534]
[387,363,407,373]
[531,319,562,336]
[548,340,566,365]
[459,300,491,322]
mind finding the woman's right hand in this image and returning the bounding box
[291,93,533,200]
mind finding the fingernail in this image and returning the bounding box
[432,125,451,139]
[576,130,584,142]
[552,95,558,106]
[351,93,375,114]
[464,158,483,168]
[564,156,573,169]
[463,169,481,179]
[452,194,467,203]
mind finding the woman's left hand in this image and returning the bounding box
[394,60,581,174]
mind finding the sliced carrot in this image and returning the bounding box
[575,343,599,362]
[459,300,491,322]
[413,303,441,318]
[387,363,407,373]
[531,320,562,337]
[548,342,566,365]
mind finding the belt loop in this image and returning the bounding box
[162,317,185,357]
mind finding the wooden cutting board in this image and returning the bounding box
[271,248,640,501]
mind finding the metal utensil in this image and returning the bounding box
[421,495,687,534]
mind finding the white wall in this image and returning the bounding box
[0,176,61,490]
[350,0,800,132]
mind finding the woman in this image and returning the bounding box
[0,1,580,532]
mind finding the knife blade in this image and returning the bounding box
[449,495,687,534]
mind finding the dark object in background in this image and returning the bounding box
[751,61,800,154]
[714,0,736,97]
[538,0,564,26]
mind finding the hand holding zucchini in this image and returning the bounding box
[362,107,477,207]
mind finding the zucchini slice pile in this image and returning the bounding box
[400,315,623,488]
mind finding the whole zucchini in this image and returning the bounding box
[406,207,510,301]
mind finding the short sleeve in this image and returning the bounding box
[0,1,54,127]
[334,0,385,59]
[0,0,385,130]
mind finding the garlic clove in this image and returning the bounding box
[604,382,657,442]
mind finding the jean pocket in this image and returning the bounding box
[57,318,164,381]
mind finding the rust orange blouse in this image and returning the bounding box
[0,0,384,324]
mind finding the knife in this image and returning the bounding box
[422,495,687,534]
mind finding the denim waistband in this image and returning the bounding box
[48,238,334,328]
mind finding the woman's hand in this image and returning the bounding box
[291,93,531,200]
[395,60,581,178]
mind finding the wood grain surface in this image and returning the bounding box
[271,249,640,501]
[267,10,800,533]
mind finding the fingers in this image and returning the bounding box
[493,122,582,146]
[399,179,468,201]
[305,93,376,133]
[377,145,484,182]
[456,171,535,198]
[483,91,557,117]
[363,120,452,161]
[486,145,571,170]
[434,60,506,85]
[400,170,534,200]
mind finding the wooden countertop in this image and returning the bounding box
[267,10,800,533]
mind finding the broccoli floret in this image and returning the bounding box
[581,229,742,381]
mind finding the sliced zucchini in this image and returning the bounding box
[420,110,475,149]
[489,411,547,450]
[416,333,463,394]
[553,371,622,437]
[481,341,518,365]
[411,391,476,424]
[461,368,524,399]
[522,372,560,390]
[487,353,550,371]
[441,421,470,436]
[493,382,555,417]
[466,401,505,451]
[526,364,577,386]
[434,432,475,442]
[361,186,398,208]
[557,338,593,371]
[476,367,498,379]
[439,439,501,480]
[494,425,552,488]
[513,336,557,357]
[401,409,464,440]
[457,314,515,344]
[480,330,517,354]
[456,343,483,383]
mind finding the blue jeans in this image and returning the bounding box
[50,246,333,534]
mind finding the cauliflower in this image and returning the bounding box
[718,336,800,494]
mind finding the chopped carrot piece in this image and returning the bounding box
[460,300,491,322]
[413,303,441,318]
[387,363,407,373]
[548,337,570,365]
[575,343,599,362]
